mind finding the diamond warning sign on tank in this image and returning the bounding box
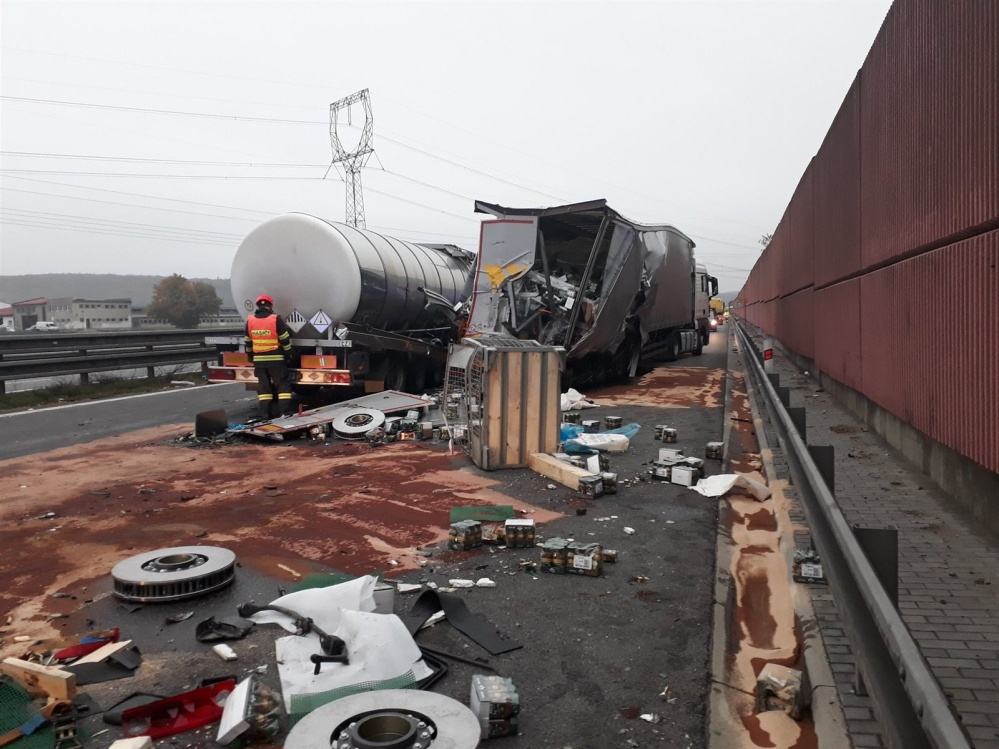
[309,309,333,334]
[285,309,307,333]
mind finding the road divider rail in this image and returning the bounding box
[734,319,971,749]
[0,328,242,392]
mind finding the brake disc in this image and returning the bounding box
[331,408,387,439]
[284,690,480,749]
[111,545,236,603]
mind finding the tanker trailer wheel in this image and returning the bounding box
[664,333,681,362]
[405,355,428,394]
[383,354,407,392]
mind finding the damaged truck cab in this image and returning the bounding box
[465,199,705,385]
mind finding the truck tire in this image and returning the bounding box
[664,333,680,362]
[383,355,406,391]
[693,335,703,356]
[405,356,427,394]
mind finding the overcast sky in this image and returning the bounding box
[0,0,892,291]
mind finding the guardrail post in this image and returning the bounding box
[808,445,835,493]
[78,349,89,385]
[146,345,156,379]
[775,385,790,407]
[787,407,806,439]
[852,526,900,697]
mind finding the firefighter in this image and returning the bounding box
[244,294,294,418]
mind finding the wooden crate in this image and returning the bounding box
[459,336,563,470]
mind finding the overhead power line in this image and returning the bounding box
[0,94,568,202]
[1,207,244,239]
[0,215,238,246]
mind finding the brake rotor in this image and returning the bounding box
[111,545,236,603]
[284,690,480,749]
[332,408,386,439]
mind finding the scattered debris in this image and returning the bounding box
[277,563,301,578]
[475,578,497,588]
[212,644,238,662]
[792,549,826,584]
[689,472,771,500]
[449,579,475,588]
[755,663,808,719]
[449,520,484,551]
[164,611,194,625]
[111,546,236,602]
[196,616,255,643]
[706,441,724,459]
[629,576,650,584]
[121,679,236,739]
[639,713,662,724]
[470,674,520,739]
[623,527,636,535]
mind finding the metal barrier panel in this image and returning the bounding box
[813,74,862,288]
[860,231,999,474]
[813,280,862,390]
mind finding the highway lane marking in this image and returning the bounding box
[0,383,252,419]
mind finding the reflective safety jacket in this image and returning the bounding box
[245,312,292,363]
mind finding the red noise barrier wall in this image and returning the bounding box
[736,0,999,475]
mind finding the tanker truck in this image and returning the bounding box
[463,199,705,385]
[205,213,474,395]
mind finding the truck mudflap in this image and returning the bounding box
[207,353,353,386]
[206,365,353,386]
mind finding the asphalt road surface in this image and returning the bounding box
[0,382,256,459]
[3,328,730,749]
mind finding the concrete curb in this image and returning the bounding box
[737,328,851,749]
[708,326,851,749]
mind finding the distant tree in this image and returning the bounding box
[147,274,221,328]
[759,232,773,248]
[191,281,222,317]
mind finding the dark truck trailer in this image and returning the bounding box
[464,199,703,385]
[206,213,474,395]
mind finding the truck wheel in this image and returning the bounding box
[693,335,703,356]
[384,356,406,391]
[664,334,680,362]
[405,357,428,394]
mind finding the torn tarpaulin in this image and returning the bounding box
[404,589,522,655]
[245,577,431,715]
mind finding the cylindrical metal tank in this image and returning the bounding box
[230,213,473,330]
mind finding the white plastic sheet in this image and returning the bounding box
[565,432,631,453]
[249,575,376,633]
[689,472,771,501]
[248,577,431,713]
[560,388,598,411]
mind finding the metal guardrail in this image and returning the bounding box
[734,319,971,749]
[0,328,242,393]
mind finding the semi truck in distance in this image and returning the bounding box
[462,199,714,385]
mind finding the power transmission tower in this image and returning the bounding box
[328,89,374,228]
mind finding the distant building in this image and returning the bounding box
[131,306,244,330]
[0,305,14,332]
[12,298,49,331]
[47,298,133,330]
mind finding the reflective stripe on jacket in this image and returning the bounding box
[247,314,285,361]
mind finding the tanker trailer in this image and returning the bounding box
[463,199,702,385]
[206,213,474,396]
